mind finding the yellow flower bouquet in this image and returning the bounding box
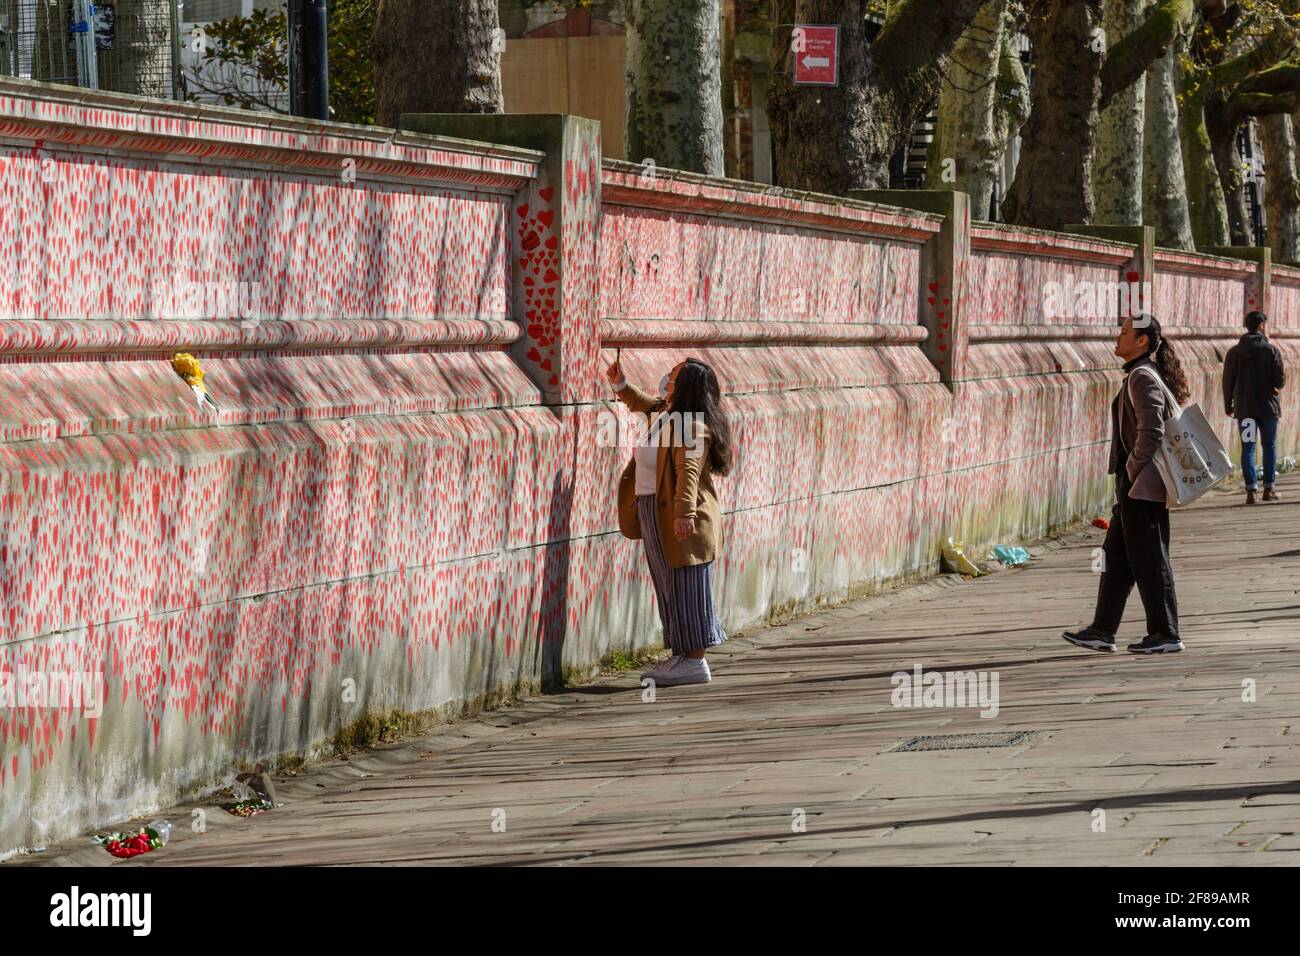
[172,353,205,388]
[172,353,219,411]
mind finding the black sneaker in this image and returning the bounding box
[1062,627,1117,652]
[1127,633,1185,654]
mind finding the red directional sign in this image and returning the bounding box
[793,25,839,87]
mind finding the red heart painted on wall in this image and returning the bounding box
[545,236,558,250]
[543,269,560,283]
[517,204,530,218]
[527,347,541,361]
[538,211,554,228]
[539,187,554,202]
[928,282,939,293]
[1126,271,1140,282]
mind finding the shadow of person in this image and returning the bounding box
[539,466,571,691]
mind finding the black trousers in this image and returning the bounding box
[1091,470,1180,638]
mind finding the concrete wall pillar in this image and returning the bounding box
[1206,245,1271,318]
[851,190,971,386]
[398,114,604,405]
[1065,224,1155,320]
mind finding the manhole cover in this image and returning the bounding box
[891,731,1038,752]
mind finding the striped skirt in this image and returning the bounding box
[636,494,727,653]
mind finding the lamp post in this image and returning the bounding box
[287,0,328,120]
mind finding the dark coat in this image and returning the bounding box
[1223,332,1285,421]
[1108,356,1171,503]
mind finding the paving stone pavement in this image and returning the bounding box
[18,475,1300,867]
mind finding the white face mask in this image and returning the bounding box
[657,373,670,398]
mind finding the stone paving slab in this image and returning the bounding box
[11,475,1300,867]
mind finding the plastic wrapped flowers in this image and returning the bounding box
[93,821,171,858]
[172,352,219,411]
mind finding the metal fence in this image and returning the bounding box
[0,0,181,97]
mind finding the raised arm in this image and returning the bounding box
[606,357,665,416]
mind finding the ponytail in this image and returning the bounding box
[1136,314,1190,405]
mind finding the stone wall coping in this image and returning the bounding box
[0,78,540,192]
[600,318,928,346]
[601,160,943,243]
[1153,247,1258,277]
[971,222,1136,264]
[969,323,1297,342]
[0,319,521,357]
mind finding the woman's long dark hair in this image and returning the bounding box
[666,357,734,476]
[1133,314,1191,405]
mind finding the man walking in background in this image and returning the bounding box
[1224,311,1287,504]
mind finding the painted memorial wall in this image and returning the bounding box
[0,81,1294,856]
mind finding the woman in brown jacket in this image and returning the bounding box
[606,356,733,686]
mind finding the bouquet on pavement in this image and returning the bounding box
[93,821,171,858]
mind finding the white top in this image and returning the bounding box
[634,441,659,495]
[615,375,660,494]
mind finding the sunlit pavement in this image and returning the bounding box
[22,474,1300,867]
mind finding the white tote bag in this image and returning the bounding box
[1132,366,1232,508]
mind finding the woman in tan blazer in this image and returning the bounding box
[606,356,733,686]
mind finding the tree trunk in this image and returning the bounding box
[1093,0,1147,225]
[1002,0,1104,230]
[1206,97,1251,245]
[989,7,1032,218]
[625,0,725,175]
[372,0,502,127]
[1178,2,1300,249]
[1097,0,1196,109]
[1260,111,1300,263]
[1142,44,1195,249]
[89,0,171,97]
[927,0,1025,219]
[768,0,881,193]
[768,0,987,195]
[1179,79,1231,248]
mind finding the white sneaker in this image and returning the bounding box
[654,656,711,686]
[639,656,679,681]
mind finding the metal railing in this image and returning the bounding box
[0,0,181,98]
